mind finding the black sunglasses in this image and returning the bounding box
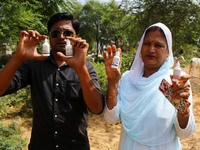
[50,29,74,38]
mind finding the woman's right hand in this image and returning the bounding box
[103,45,121,83]
[16,30,47,61]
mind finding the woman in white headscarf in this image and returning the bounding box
[103,23,196,150]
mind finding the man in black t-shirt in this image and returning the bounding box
[0,12,104,150]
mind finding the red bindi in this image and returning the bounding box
[152,27,158,32]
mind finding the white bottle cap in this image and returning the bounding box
[172,61,182,82]
[44,38,48,43]
[115,51,120,56]
[66,39,71,45]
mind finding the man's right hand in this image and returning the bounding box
[0,30,47,96]
[16,30,47,61]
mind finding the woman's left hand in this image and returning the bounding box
[171,74,191,128]
[170,74,191,100]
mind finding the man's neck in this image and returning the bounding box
[52,51,66,67]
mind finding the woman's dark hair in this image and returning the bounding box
[145,26,166,39]
[47,12,80,34]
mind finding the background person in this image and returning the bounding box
[0,12,104,150]
[103,23,196,149]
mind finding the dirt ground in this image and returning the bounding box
[1,65,200,150]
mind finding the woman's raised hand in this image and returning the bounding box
[103,45,121,83]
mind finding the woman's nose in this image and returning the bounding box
[149,45,156,53]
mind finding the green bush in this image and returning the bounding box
[92,61,107,95]
[0,86,32,119]
[0,99,10,119]
[121,49,136,74]
[0,93,17,119]
[17,86,33,118]
[0,55,12,68]
[0,121,27,149]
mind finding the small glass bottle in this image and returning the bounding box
[42,38,50,56]
[111,51,120,69]
[65,39,73,58]
[172,61,182,82]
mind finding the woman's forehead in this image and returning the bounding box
[144,30,166,42]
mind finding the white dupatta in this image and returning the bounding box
[118,23,176,146]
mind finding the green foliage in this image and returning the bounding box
[78,0,104,54]
[0,55,12,68]
[0,0,45,48]
[121,48,136,74]
[91,61,107,95]
[77,0,129,54]
[18,86,33,118]
[0,121,27,149]
[124,0,200,54]
[13,86,33,118]
[0,96,10,119]
[0,0,79,53]
[0,87,32,119]
[0,90,24,119]
[179,43,199,57]
[0,0,199,57]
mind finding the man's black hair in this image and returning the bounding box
[47,12,80,34]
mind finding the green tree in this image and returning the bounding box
[77,0,128,55]
[100,1,127,49]
[0,0,44,52]
[78,0,105,55]
[0,0,79,54]
[36,0,79,33]
[120,0,200,55]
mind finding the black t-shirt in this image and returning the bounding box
[3,55,103,150]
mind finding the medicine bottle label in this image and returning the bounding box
[111,57,120,69]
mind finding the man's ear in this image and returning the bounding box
[76,34,79,38]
